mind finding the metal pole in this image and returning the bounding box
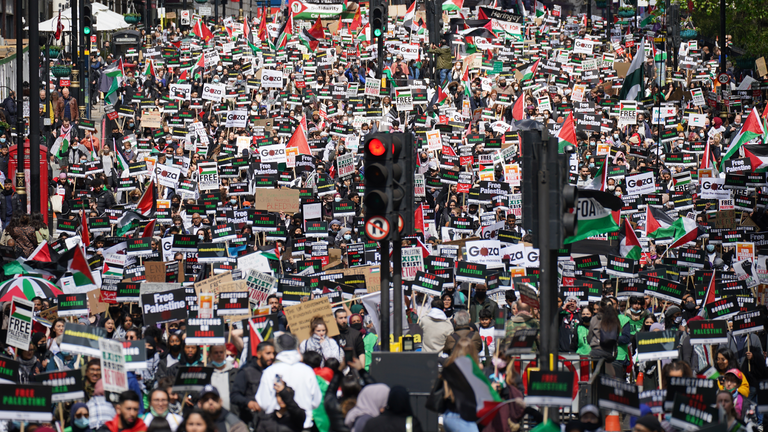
[71,0,79,104]
[379,240,390,352]
[15,0,23,146]
[29,0,40,214]
[392,223,402,347]
[215,0,219,24]
[719,0,726,74]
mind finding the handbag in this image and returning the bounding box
[425,377,447,413]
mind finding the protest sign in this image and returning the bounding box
[141,288,188,325]
[34,369,85,402]
[283,297,339,343]
[173,366,214,392]
[6,297,33,350]
[635,330,679,361]
[100,338,128,403]
[0,384,53,421]
[121,340,148,371]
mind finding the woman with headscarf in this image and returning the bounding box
[345,384,390,432]
[65,403,91,432]
[361,386,422,432]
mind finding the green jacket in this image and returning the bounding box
[429,46,454,70]
[617,314,630,362]
[624,309,649,335]
[363,333,377,371]
[575,324,591,356]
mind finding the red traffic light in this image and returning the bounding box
[368,139,386,157]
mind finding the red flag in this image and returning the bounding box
[193,19,214,42]
[54,10,64,40]
[81,211,90,247]
[257,7,268,42]
[136,180,155,217]
[309,16,325,40]
[511,93,525,121]
[178,69,188,81]
[349,7,362,31]
[415,204,425,234]
[27,242,54,262]
[244,16,251,40]
[142,219,157,238]
[286,114,312,155]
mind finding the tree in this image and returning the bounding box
[688,0,768,58]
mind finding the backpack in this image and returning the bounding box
[599,326,618,352]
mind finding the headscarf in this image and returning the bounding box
[70,402,91,432]
[344,384,390,427]
[385,386,414,416]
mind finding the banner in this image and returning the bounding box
[33,369,85,402]
[635,330,679,361]
[173,366,214,392]
[60,322,106,357]
[597,376,640,415]
[186,317,226,345]
[141,288,188,325]
[121,340,148,371]
[525,370,574,406]
[0,384,53,421]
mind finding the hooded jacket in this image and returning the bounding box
[420,308,454,353]
[255,350,322,430]
[96,415,147,432]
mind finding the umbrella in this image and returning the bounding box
[0,276,64,303]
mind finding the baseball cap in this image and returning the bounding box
[197,384,219,400]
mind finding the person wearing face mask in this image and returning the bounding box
[570,308,592,356]
[333,309,366,366]
[623,296,649,335]
[66,403,93,432]
[209,345,238,412]
[578,405,604,432]
[705,242,719,265]
[663,305,683,331]
[468,283,499,324]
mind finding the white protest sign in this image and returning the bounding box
[336,152,355,178]
[261,69,284,88]
[700,177,730,199]
[169,84,192,100]
[466,239,503,268]
[426,130,442,152]
[625,171,656,196]
[202,83,226,102]
[156,164,182,188]
[6,297,33,350]
[99,338,128,395]
[574,39,595,55]
[258,144,287,163]
[198,162,220,191]
[688,113,707,128]
[226,110,248,128]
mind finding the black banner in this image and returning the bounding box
[635,330,679,362]
[597,376,640,416]
[173,366,214,392]
[526,370,574,407]
[33,369,84,402]
[57,293,88,317]
[0,384,53,421]
[217,291,250,316]
[186,317,226,345]
[141,288,188,325]
[687,320,728,345]
[60,322,106,357]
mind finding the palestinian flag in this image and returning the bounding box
[668,218,703,249]
[299,28,320,51]
[511,93,525,121]
[103,58,124,105]
[113,139,128,172]
[442,0,463,11]
[647,216,688,242]
[697,271,717,317]
[620,218,641,260]
[116,211,144,237]
[10,299,32,323]
[287,114,312,155]
[721,107,765,170]
[583,157,608,191]
[142,218,157,238]
[143,59,156,77]
[700,136,714,170]
[274,14,293,51]
[520,59,540,82]
[26,242,58,263]
[557,112,577,153]
[534,0,546,16]
[743,145,768,171]
[136,182,156,216]
[619,40,644,101]
[441,356,501,425]
[68,245,96,285]
[58,129,71,157]
[403,1,416,29]
[645,206,675,236]
[564,197,619,244]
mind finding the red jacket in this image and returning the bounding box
[98,415,147,432]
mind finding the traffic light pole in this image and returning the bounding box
[379,240,391,351]
[29,0,40,214]
[391,219,402,346]
[535,130,559,422]
[71,0,79,104]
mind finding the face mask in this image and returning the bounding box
[613,134,619,139]
[198,235,205,240]
[700,132,706,138]
[631,307,641,314]
[706,245,715,253]
[213,78,219,83]
[230,199,237,205]
[335,197,341,202]
[608,185,616,191]
[128,123,134,128]
[226,355,234,363]
[343,234,351,240]
[588,163,595,168]
[674,316,682,324]
[685,301,696,310]
[211,359,226,368]
[491,357,508,369]
[581,316,591,325]
[74,417,90,429]
[350,322,363,331]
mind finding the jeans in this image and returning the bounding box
[443,410,479,432]
[438,69,450,87]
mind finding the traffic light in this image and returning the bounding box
[371,4,386,39]
[549,141,578,248]
[364,134,393,222]
[83,5,94,35]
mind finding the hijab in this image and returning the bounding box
[70,402,91,432]
[344,384,390,427]
[385,386,414,416]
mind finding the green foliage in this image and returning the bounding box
[689,0,768,57]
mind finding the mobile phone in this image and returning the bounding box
[344,349,353,363]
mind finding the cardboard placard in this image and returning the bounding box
[251,188,301,213]
[194,271,234,297]
[87,289,110,315]
[283,297,340,343]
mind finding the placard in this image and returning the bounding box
[526,370,574,406]
[141,288,188,325]
[687,320,728,345]
[61,322,106,357]
[635,330,679,361]
[0,384,53,421]
[33,369,85,402]
[217,291,250,316]
[121,340,148,371]
[6,297,33,350]
[597,376,640,416]
[172,366,214,392]
[100,338,128,400]
[283,297,340,343]
[185,317,226,345]
[57,293,89,317]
